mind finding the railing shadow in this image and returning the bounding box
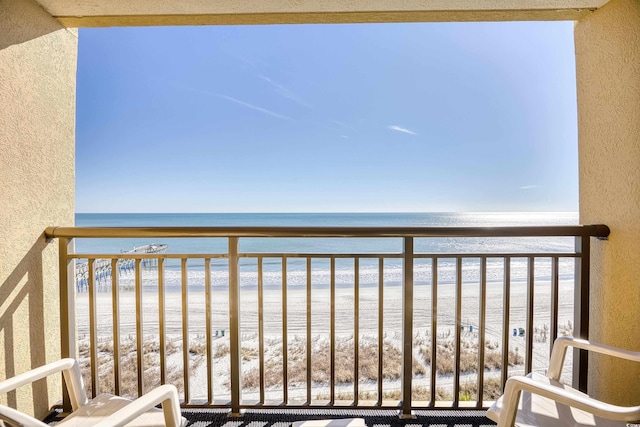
[181,409,494,427]
[0,235,50,415]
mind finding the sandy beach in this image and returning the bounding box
[75,279,576,402]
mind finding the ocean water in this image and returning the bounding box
[75,212,579,291]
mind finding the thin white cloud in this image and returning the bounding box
[218,95,291,120]
[159,82,291,121]
[259,75,312,108]
[340,135,350,139]
[520,185,539,190]
[331,119,352,129]
[388,125,416,135]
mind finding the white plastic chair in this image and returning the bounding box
[292,419,367,427]
[487,336,640,427]
[0,358,187,427]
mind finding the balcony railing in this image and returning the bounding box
[45,224,609,416]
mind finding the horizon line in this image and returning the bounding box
[75,211,579,215]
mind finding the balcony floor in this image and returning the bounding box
[179,409,495,427]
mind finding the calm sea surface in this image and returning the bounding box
[75,212,578,291]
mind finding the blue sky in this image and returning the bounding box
[76,22,578,213]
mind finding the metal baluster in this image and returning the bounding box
[88,258,98,397]
[550,256,559,355]
[401,238,414,418]
[228,238,241,416]
[378,258,384,405]
[453,258,462,407]
[181,258,189,403]
[158,258,166,386]
[477,257,487,408]
[354,258,360,406]
[258,257,265,405]
[330,257,336,405]
[501,257,511,390]
[59,238,76,412]
[111,259,121,395]
[574,236,591,392]
[282,257,288,404]
[135,258,143,397]
[205,258,213,403]
[430,258,437,407]
[306,257,311,405]
[526,257,535,374]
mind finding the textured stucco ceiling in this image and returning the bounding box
[32,0,612,27]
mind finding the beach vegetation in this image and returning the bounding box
[79,339,206,399]
[213,343,230,358]
[242,346,260,361]
[417,340,523,374]
[76,320,571,402]
[239,337,428,390]
[459,377,503,401]
[189,342,206,356]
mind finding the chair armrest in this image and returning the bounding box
[0,358,88,410]
[0,359,75,393]
[0,405,50,427]
[91,384,183,427]
[548,336,640,380]
[497,374,640,427]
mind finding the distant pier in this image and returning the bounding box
[76,244,168,292]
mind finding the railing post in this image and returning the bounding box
[59,238,76,413]
[574,235,590,393]
[501,257,511,390]
[453,258,462,407]
[401,237,415,418]
[228,237,242,416]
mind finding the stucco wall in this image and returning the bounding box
[0,0,77,417]
[575,0,640,405]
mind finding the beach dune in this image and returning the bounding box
[75,279,576,402]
